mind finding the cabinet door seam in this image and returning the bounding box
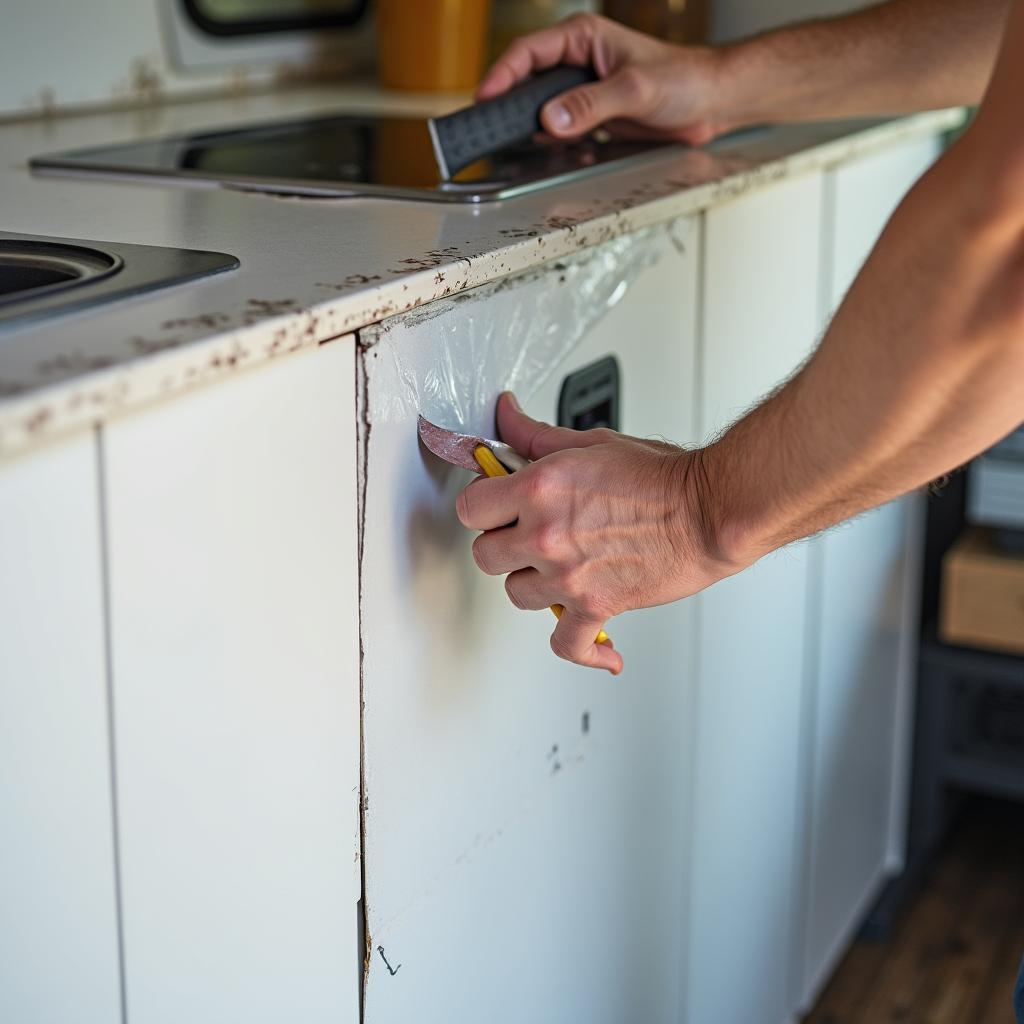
[95,424,129,1024]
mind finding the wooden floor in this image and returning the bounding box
[804,799,1024,1024]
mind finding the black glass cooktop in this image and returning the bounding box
[31,113,678,204]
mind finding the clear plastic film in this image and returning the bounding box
[362,225,669,437]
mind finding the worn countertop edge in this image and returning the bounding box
[0,107,965,461]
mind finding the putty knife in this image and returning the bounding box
[428,65,598,180]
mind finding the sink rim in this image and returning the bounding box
[0,239,123,309]
[0,230,239,334]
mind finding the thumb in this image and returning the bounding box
[496,392,601,459]
[540,70,649,138]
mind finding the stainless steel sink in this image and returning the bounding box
[0,232,238,330]
[0,239,122,306]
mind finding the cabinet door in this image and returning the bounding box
[687,171,824,1024]
[102,343,362,1024]
[0,435,122,1024]
[360,224,700,1024]
[801,136,941,1006]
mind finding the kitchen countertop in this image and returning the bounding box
[0,85,964,459]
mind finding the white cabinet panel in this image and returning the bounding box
[103,343,361,1024]
[801,136,941,1007]
[0,436,122,1024]
[360,225,700,1024]
[688,171,824,1024]
[803,499,910,994]
[699,172,825,433]
[826,136,941,306]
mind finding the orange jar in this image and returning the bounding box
[377,0,492,92]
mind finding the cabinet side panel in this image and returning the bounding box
[104,344,361,1024]
[805,499,909,1001]
[361,225,700,1024]
[0,435,122,1024]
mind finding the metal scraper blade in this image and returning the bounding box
[417,415,528,474]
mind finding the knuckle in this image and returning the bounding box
[523,425,546,456]
[523,463,554,501]
[566,11,598,30]
[549,632,577,662]
[471,535,494,574]
[504,38,531,63]
[616,66,652,105]
[576,593,604,620]
[558,573,609,625]
[559,566,587,602]
[530,423,561,457]
[590,427,619,444]
[501,41,536,77]
[533,523,562,560]
[565,85,598,122]
[504,575,526,610]
[573,11,615,37]
[455,488,472,526]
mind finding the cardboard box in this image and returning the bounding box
[941,528,1024,655]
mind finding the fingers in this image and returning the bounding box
[504,567,551,610]
[476,19,594,100]
[472,527,531,577]
[497,392,612,459]
[507,572,623,674]
[456,474,518,531]
[541,69,653,138]
[507,573,624,673]
[550,606,622,675]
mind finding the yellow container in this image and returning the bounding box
[377,0,492,93]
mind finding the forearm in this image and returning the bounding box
[699,150,1024,566]
[697,6,1024,567]
[715,0,1008,129]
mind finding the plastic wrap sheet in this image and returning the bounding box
[363,226,667,434]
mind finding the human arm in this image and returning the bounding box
[458,0,1024,673]
[477,1,1009,145]
[697,0,1024,564]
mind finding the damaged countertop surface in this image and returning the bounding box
[0,85,964,458]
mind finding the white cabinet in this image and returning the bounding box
[825,137,941,310]
[687,171,825,1024]
[800,137,941,1007]
[101,343,362,1024]
[0,128,947,1024]
[359,224,701,1024]
[0,435,122,1024]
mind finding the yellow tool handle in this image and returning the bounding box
[473,445,610,647]
[472,444,511,480]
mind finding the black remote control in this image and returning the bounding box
[428,65,598,180]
